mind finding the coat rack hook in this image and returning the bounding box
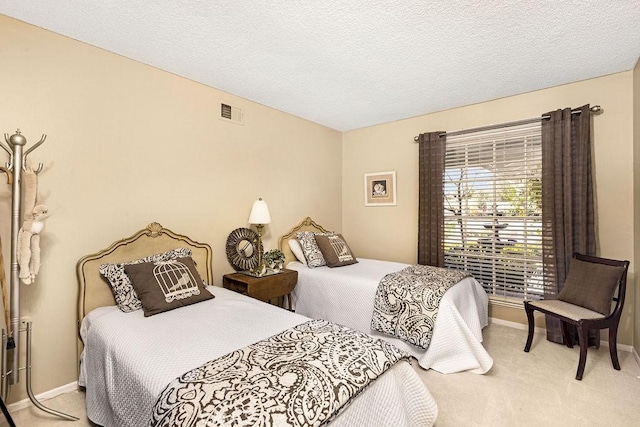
[0,135,11,158]
[0,167,11,185]
[4,157,13,172]
[21,158,44,174]
[23,134,46,158]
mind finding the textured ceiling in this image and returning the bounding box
[1,1,639,131]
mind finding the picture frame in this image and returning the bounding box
[364,171,396,206]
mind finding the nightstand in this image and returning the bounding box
[222,269,298,310]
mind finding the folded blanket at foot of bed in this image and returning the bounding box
[372,265,470,349]
[151,319,409,427]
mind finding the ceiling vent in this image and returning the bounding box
[220,102,244,125]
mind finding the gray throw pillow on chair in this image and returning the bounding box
[558,258,625,315]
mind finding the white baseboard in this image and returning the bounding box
[489,316,634,353]
[489,316,538,332]
[6,381,78,413]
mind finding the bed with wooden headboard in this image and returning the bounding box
[279,216,494,374]
[76,221,438,427]
[76,222,212,359]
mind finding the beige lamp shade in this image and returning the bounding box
[248,198,271,225]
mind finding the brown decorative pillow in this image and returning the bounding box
[124,257,214,317]
[558,258,625,315]
[99,247,193,313]
[314,234,358,268]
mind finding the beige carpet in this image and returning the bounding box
[416,323,640,426]
[3,322,640,426]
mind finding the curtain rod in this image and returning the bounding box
[413,105,602,142]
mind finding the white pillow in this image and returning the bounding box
[288,239,307,266]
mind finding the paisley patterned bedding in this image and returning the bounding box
[151,319,408,427]
[372,265,470,349]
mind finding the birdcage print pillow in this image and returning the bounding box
[314,233,358,267]
[99,248,193,313]
[124,257,214,317]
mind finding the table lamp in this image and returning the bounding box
[248,198,271,275]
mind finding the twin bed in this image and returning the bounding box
[77,222,439,426]
[278,217,493,375]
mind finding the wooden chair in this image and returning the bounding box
[523,253,629,380]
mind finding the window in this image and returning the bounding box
[443,123,542,301]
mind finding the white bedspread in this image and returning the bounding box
[290,258,494,374]
[80,286,437,426]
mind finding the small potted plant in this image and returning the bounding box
[263,249,285,272]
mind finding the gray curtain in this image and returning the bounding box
[541,104,596,343]
[417,132,446,266]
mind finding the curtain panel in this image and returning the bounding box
[417,132,446,266]
[541,104,596,343]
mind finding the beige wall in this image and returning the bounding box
[1,13,638,403]
[0,15,342,402]
[342,71,636,345]
[634,57,640,356]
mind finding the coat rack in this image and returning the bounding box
[0,130,77,421]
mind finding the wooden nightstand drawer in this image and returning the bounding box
[222,269,298,309]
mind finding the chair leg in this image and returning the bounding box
[576,323,588,380]
[593,329,601,349]
[524,303,535,352]
[561,321,574,348]
[609,326,621,371]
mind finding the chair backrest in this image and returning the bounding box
[573,253,629,318]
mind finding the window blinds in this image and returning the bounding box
[443,122,543,301]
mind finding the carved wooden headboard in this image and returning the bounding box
[76,222,213,363]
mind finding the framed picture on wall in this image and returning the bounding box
[364,171,396,206]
